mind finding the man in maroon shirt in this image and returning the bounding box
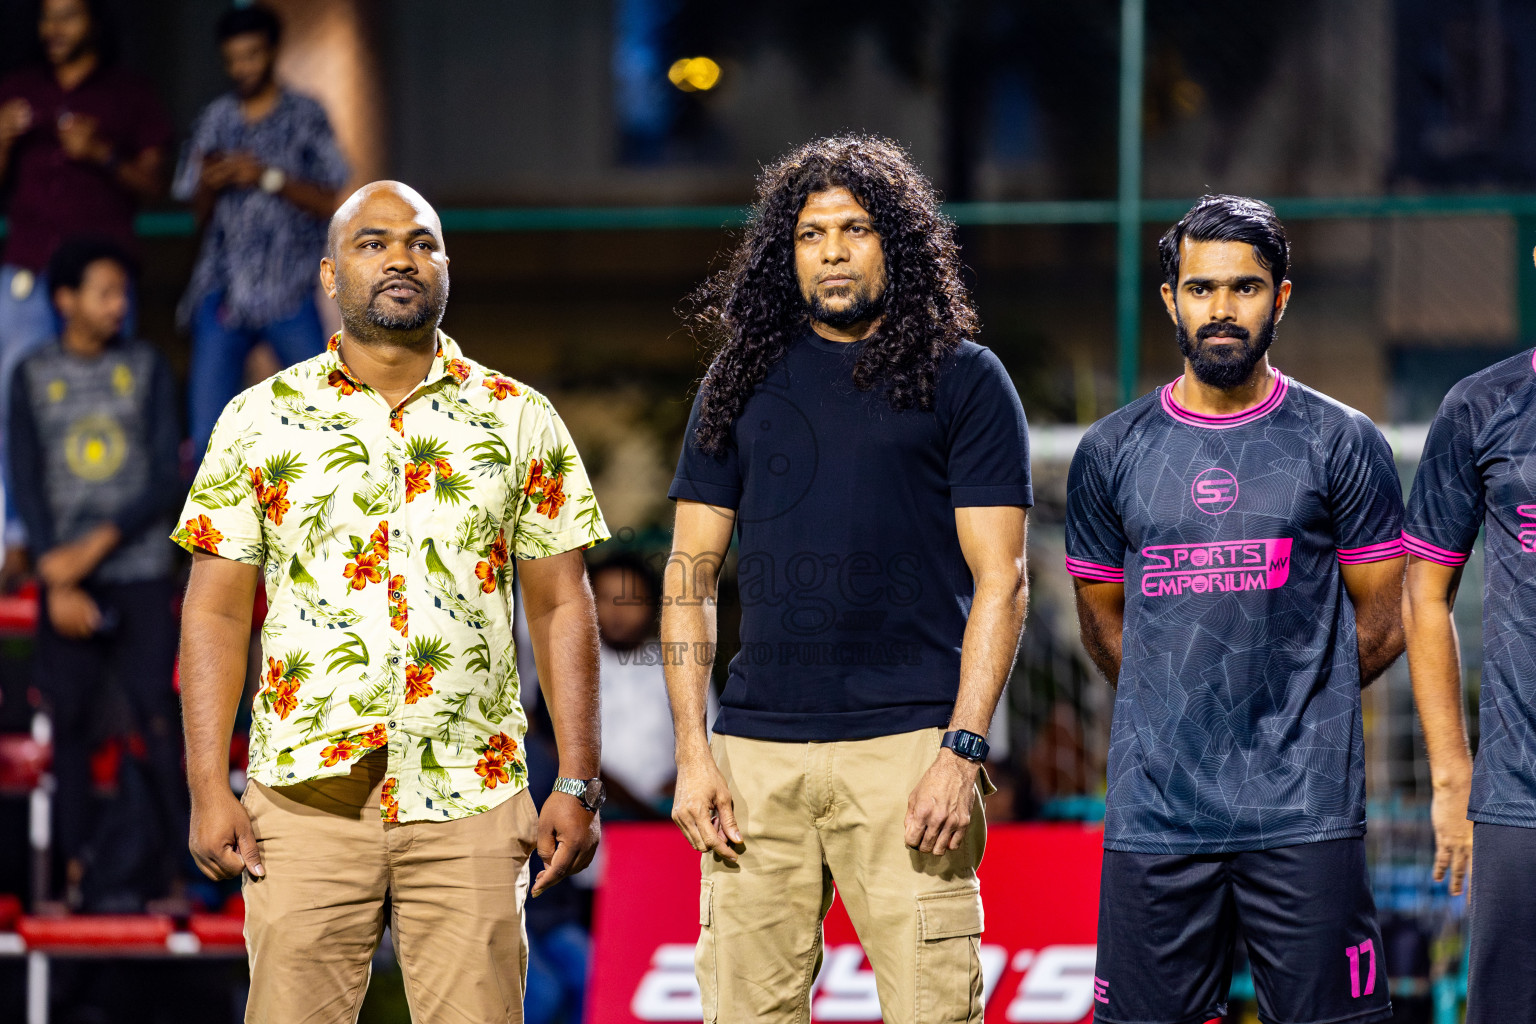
[0,0,170,565]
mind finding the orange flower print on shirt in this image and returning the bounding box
[389,407,404,435]
[485,732,518,760]
[388,574,408,635]
[327,368,358,396]
[343,550,383,590]
[184,514,223,554]
[359,724,388,749]
[474,560,498,594]
[489,534,509,567]
[446,359,471,383]
[475,755,510,788]
[404,663,435,704]
[433,458,454,479]
[522,459,544,496]
[404,462,431,501]
[370,522,390,559]
[327,333,341,352]
[260,480,291,526]
[271,679,300,720]
[263,655,302,719]
[381,776,400,821]
[536,476,567,518]
[474,732,518,789]
[483,375,519,400]
[320,739,357,767]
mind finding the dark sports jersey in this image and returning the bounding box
[1404,349,1536,829]
[1067,370,1405,853]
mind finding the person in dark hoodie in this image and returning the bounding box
[7,236,182,907]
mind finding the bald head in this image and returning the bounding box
[320,180,450,346]
[326,180,443,261]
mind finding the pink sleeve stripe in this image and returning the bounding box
[1336,538,1406,564]
[1401,532,1470,567]
[1065,556,1125,582]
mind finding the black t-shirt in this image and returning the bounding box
[669,331,1032,742]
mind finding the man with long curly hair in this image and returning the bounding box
[662,135,1032,1023]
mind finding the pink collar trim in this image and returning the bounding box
[1160,368,1288,429]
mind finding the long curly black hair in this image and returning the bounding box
[686,134,978,455]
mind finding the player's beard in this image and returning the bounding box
[1175,310,1277,389]
[807,283,885,330]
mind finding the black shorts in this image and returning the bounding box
[1093,837,1392,1024]
[1466,821,1536,1024]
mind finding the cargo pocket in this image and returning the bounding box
[915,886,984,1024]
[695,879,718,1024]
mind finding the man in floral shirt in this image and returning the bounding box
[175,180,609,1021]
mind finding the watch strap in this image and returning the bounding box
[553,776,604,812]
[941,729,989,763]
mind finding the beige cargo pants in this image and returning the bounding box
[697,728,989,1024]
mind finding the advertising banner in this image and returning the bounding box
[588,822,1105,1023]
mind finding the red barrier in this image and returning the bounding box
[0,733,49,792]
[0,581,37,635]
[0,893,21,932]
[588,822,1106,1023]
[189,913,246,948]
[18,915,174,949]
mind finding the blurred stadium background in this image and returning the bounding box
[0,0,1525,1020]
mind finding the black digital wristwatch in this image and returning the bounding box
[941,729,989,763]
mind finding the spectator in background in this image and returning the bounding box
[591,551,712,815]
[0,0,170,571]
[173,3,348,457]
[6,238,182,909]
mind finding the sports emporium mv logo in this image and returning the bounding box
[1191,467,1238,515]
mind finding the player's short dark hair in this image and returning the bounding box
[216,4,281,47]
[588,550,662,607]
[47,237,136,299]
[1159,194,1290,288]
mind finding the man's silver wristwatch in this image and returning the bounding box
[259,165,286,194]
[552,776,605,813]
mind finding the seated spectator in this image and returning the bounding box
[0,0,171,570]
[591,551,715,815]
[172,3,348,457]
[6,237,182,909]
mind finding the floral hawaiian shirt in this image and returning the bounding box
[172,331,609,822]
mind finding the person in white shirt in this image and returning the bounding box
[591,552,714,814]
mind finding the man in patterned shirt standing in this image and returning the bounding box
[175,180,610,1022]
[173,3,349,457]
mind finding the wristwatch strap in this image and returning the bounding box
[941,729,989,763]
[552,776,603,812]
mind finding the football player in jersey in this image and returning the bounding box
[1067,194,1403,1024]
[1401,250,1536,1022]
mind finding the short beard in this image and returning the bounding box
[336,270,449,345]
[807,286,884,330]
[1175,311,1277,389]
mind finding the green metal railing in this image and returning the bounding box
[5,188,1532,412]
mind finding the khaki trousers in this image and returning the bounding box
[241,749,538,1024]
[697,728,989,1024]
